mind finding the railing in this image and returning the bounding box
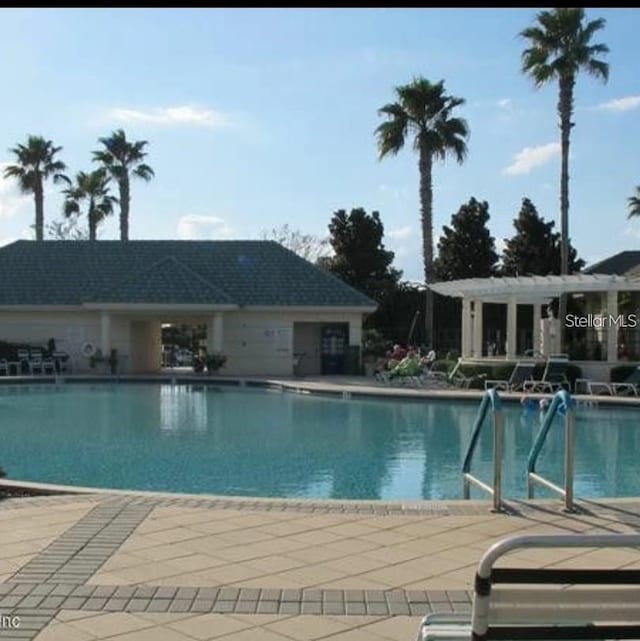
[527,389,576,511]
[462,388,504,512]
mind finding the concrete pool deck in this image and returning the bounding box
[2,492,640,640]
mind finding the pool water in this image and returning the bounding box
[1,384,638,500]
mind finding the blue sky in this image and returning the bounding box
[0,8,638,282]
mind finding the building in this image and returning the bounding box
[0,240,376,376]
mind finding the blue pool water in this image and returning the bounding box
[0,384,639,500]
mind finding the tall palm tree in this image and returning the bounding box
[628,187,640,219]
[93,129,154,241]
[3,136,69,241]
[62,169,117,241]
[375,77,469,346]
[521,8,608,340]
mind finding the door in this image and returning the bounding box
[321,325,348,375]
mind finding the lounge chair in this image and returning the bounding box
[449,359,486,389]
[612,365,640,396]
[587,365,640,397]
[484,360,535,392]
[0,358,8,376]
[522,355,570,393]
[418,532,640,641]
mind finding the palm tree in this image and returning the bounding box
[93,129,154,241]
[375,77,469,345]
[62,169,117,241]
[521,8,608,341]
[628,187,640,219]
[3,136,69,241]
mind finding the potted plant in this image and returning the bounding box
[205,351,227,374]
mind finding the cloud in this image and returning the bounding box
[495,237,507,253]
[0,164,31,220]
[497,98,513,111]
[176,215,236,240]
[106,105,232,128]
[387,225,412,240]
[596,96,640,113]
[502,142,560,176]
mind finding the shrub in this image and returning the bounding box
[205,352,227,373]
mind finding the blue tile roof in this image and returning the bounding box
[0,240,376,308]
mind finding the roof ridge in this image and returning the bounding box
[137,255,235,303]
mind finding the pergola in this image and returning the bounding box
[430,274,640,361]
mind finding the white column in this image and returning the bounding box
[472,300,483,357]
[348,320,362,347]
[506,296,517,360]
[461,298,472,359]
[100,311,111,355]
[532,303,542,357]
[607,290,618,362]
[207,312,224,353]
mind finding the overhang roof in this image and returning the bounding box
[430,273,640,302]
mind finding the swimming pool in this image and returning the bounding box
[1,383,638,500]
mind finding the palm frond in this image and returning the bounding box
[628,187,640,219]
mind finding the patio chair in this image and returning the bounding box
[522,355,570,393]
[418,532,640,641]
[29,349,44,375]
[448,359,486,389]
[0,358,8,376]
[611,365,640,396]
[484,360,535,392]
[16,348,30,374]
[53,351,72,374]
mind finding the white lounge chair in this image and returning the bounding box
[418,533,640,641]
[484,360,535,392]
[522,355,570,393]
[612,365,640,396]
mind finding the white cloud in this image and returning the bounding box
[596,96,640,113]
[0,163,31,219]
[502,142,560,176]
[106,105,232,128]
[495,237,507,253]
[387,225,412,240]
[176,215,236,240]
[497,98,512,111]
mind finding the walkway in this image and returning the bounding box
[1,493,640,640]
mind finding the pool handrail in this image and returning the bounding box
[462,388,504,512]
[527,388,576,511]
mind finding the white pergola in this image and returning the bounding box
[430,274,640,361]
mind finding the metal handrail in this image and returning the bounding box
[527,389,576,511]
[462,388,504,512]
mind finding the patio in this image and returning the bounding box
[2,492,640,640]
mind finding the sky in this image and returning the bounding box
[0,8,638,282]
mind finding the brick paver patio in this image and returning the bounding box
[0,493,639,640]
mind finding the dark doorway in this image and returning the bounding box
[321,324,349,374]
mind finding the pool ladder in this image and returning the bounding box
[462,388,504,512]
[527,389,576,512]
[462,388,576,512]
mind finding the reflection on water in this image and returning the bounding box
[0,384,638,500]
